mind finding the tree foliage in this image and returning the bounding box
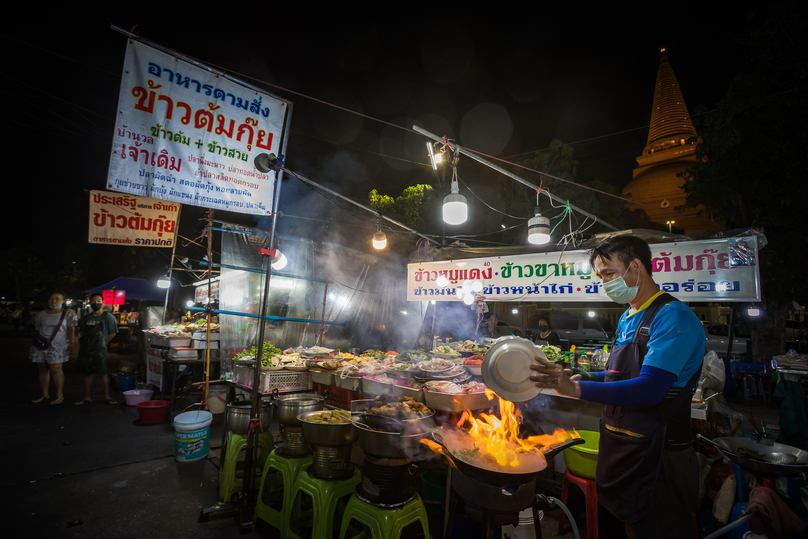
[368,184,433,230]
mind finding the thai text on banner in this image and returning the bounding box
[106,39,289,214]
[88,190,179,247]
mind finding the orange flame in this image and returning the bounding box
[420,439,457,467]
[425,394,579,470]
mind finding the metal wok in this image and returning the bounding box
[696,434,808,476]
[430,429,583,487]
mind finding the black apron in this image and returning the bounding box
[595,293,702,523]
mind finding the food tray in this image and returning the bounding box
[260,370,311,393]
[165,337,191,347]
[424,390,494,412]
[361,377,392,396]
[310,369,335,385]
[192,332,220,341]
[335,375,363,392]
[391,384,425,402]
[192,340,219,349]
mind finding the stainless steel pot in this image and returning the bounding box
[298,410,357,447]
[226,399,272,435]
[696,434,808,475]
[276,394,324,427]
[352,415,434,459]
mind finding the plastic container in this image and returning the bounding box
[563,430,599,479]
[136,400,170,424]
[174,410,213,463]
[117,373,136,392]
[123,389,154,406]
[208,389,226,414]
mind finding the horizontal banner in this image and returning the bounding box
[88,190,179,247]
[107,40,289,215]
[407,237,761,303]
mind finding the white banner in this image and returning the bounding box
[195,280,220,304]
[88,190,179,247]
[146,347,163,390]
[407,237,761,303]
[107,40,289,214]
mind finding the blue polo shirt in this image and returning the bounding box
[613,291,706,388]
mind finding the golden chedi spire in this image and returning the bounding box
[622,49,718,233]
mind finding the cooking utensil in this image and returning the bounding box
[349,399,435,431]
[423,390,493,413]
[226,399,272,434]
[696,434,808,475]
[430,429,583,486]
[275,394,324,427]
[297,410,357,447]
[481,337,544,402]
[351,413,435,459]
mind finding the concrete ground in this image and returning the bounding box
[2,324,781,538]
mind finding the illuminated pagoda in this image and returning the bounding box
[622,49,719,233]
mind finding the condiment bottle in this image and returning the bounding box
[579,352,590,371]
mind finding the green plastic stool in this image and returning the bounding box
[254,450,313,537]
[218,430,274,503]
[338,493,429,539]
[287,466,362,539]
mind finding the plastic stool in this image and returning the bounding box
[338,493,430,539]
[287,466,362,539]
[558,468,598,539]
[218,430,274,503]
[254,450,313,537]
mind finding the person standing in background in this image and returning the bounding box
[30,291,76,406]
[74,293,119,406]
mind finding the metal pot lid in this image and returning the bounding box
[481,337,544,403]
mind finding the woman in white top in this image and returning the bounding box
[30,291,77,406]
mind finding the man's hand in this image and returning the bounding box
[529,355,582,398]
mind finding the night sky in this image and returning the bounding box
[3,5,761,287]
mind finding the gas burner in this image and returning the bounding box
[277,427,311,457]
[356,454,414,507]
[308,444,353,480]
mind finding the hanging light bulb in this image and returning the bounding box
[463,293,475,305]
[461,282,472,295]
[443,177,467,225]
[527,206,551,245]
[436,274,449,288]
[372,214,387,249]
[271,250,288,270]
[471,281,483,292]
[156,275,171,289]
[372,230,387,250]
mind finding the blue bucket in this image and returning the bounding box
[117,373,136,392]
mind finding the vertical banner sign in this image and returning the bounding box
[107,40,289,214]
[146,347,163,390]
[89,190,179,247]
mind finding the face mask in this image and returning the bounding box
[539,324,548,330]
[91,304,103,312]
[604,263,640,304]
[50,304,62,310]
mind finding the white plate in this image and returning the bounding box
[481,337,545,402]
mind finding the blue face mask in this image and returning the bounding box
[603,263,640,304]
[50,304,63,310]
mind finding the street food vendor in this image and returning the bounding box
[530,235,705,538]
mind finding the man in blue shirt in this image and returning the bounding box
[530,235,705,538]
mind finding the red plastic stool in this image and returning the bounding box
[558,468,598,539]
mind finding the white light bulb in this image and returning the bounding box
[372,231,387,250]
[461,282,472,295]
[463,293,474,305]
[271,251,288,270]
[436,275,449,288]
[471,281,483,292]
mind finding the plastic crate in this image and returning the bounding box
[733,362,769,376]
[314,383,357,410]
[260,371,311,393]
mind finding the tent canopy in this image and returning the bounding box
[88,277,165,302]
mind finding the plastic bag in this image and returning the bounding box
[700,351,725,394]
[692,394,748,439]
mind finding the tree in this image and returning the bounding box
[682,2,808,358]
[368,184,434,230]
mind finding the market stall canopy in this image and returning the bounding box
[88,277,165,302]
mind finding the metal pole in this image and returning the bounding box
[412,125,620,232]
[318,279,329,347]
[162,205,182,325]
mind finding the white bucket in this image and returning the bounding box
[174,410,213,463]
[501,508,542,539]
[208,389,227,414]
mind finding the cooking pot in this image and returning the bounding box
[350,398,435,432]
[226,399,272,435]
[276,394,324,427]
[430,429,583,486]
[352,414,435,459]
[696,434,808,475]
[298,410,357,447]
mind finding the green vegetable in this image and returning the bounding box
[233,341,282,366]
[541,345,563,363]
